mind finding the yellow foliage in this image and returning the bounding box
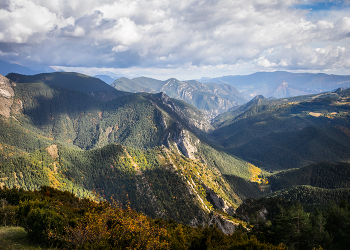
[48,201,170,249]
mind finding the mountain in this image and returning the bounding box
[111,77,247,119]
[269,161,350,190]
[213,95,270,127]
[93,74,116,84]
[6,72,129,102]
[262,161,350,210]
[210,89,350,171]
[0,60,38,76]
[3,70,350,232]
[200,71,350,99]
[0,73,262,227]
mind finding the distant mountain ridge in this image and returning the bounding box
[200,71,350,99]
[210,88,350,170]
[111,76,247,119]
[94,74,116,84]
[0,60,38,76]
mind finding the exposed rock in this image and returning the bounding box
[112,77,247,119]
[202,183,235,216]
[150,92,212,132]
[172,125,198,159]
[0,74,14,118]
[258,207,268,222]
[46,144,59,159]
[207,212,238,235]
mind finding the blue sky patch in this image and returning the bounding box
[292,1,349,11]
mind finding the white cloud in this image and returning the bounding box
[256,57,277,67]
[0,0,349,76]
[112,45,129,52]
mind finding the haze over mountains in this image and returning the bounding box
[200,71,350,99]
[111,77,247,119]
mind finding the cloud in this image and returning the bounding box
[0,0,349,76]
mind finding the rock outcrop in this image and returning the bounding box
[0,74,14,118]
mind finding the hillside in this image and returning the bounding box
[0,73,262,227]
[250,162,350,210]
[4,70,350,235]
[268,162,350,192]
[210,89,350,170]
[0,142,256,225]
[0,187,288,249]
[111,77,247,119]
[200,71,350,99]
[6,72,129,102]
[268,185,350,210]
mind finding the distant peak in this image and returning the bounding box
[155,92,170,100]
[252,95,266,100]
[166,78,179,82]
[334,87,346,93]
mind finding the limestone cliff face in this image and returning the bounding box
[0,74,15,118]
[172,125,199,159]
[207,212,238,235]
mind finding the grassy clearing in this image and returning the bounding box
[0,227,53,250]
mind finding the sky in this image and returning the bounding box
[0,0,350,80]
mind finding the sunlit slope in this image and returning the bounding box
[0,73,263,224]
[0,143,258,224]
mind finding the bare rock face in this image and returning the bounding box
[172,125,198,159]
[0,74,14,118]
[202,183,235,216]
[46,144,59,159]
[155,92,212,132]
[208,213,238,235]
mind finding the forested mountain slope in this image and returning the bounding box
[268,162,350,191]
[210,89,350,170]
[111,77,247,119]
[0,73,262,227]
[6,72,129,102]
[259,162,350,209]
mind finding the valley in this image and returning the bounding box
[1,71,350,249]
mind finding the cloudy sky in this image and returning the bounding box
[1,0,350,79]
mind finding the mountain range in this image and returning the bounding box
[200,71,350,99]
[210,89,350,170]
[0,72,263,229]
[1,70,350,233]
[111,77,247,119]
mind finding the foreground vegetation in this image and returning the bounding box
[0,187,287,249]
[237,197,350,250]
[0,226,53,250]
[2,186,348,249]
